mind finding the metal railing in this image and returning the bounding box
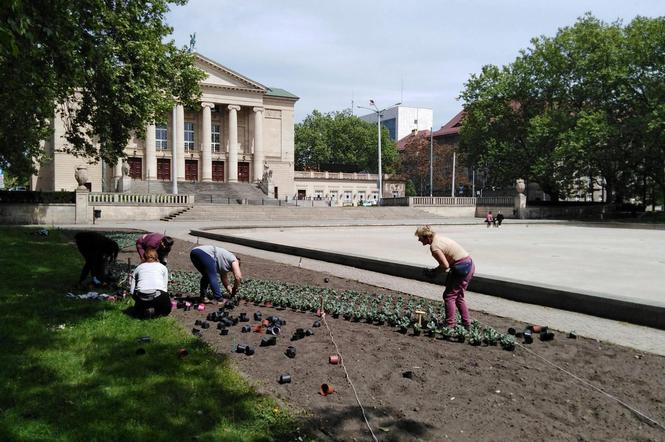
[410,196,477,206]
[88,193,194,204]
[476,196,514,206]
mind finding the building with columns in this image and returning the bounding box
[31,53,298,198]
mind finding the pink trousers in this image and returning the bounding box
[443,256,475,328]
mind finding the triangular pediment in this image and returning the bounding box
[195,53,267,92]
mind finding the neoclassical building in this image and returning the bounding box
[32,53,298,197]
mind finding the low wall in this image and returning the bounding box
[191,229,665,330]
[87,204,186,222]
[475,206,514,218]
[524,204,610,219]
[0,203,76,225]
[417,206,476,217]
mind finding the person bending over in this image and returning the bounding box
[130,248,171,319]
[75,231,119,285]
[416,225,475,329]
[189,245,242,303]
[136,233,174,265]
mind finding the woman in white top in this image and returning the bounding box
[130,248,170,319]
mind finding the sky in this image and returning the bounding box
[166,0,665,129]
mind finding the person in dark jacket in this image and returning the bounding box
[495,211,505,227]
[136,233,174,265]
[74,231,119,285]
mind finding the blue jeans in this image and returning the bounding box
[189,248,222,300]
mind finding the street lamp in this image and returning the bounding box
[357,100,401,205]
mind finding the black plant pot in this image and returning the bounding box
[244,346,255,356]
[241,325,251,333]
[507,327,516,335]
[195,319,203,326]
[236,344,247,353]
[539,331,555,341]
[523,330,533,344]
[313,320,321,328]
[568,331,577,339]
[201,322,210,329]
[239,313,249,322]
[191,327,201,336]
[261,336,277,347]
[305,329,314,336]
[285,346,296,358]
[332,313,340,319]
[402,370,414,379]
[503,343,515,351]
[219,328,229,336]
[398,326,408,334]
[254,312,262,321]
[232,318,239,326]
[267,326,281,336]
[457,335,466,343]
[278,374,291,384]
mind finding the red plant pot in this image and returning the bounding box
[329,355,340,365]
[320,383,334,396]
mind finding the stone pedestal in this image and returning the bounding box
[514,178,527,219]
[117,176,132,193]
[75,189,89,224]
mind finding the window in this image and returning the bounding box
[212,124,221,152]
[156,124,168,150]
[184,122,195,151]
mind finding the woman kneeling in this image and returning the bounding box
[130,248,171,319]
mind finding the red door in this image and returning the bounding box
[212,161,225,182]
[157,159,171,180]
[238,162,250,183]
[128,157,142,179]
[185,160,198,181]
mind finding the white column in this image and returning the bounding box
[145,124,156,180]
[176,104,185,181]
[201,102,214,182]
[227,104,240,182]
[252,107,264,183]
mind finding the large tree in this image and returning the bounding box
[459,14,665,205]
[295,109,399,173]
[0,0,205,178]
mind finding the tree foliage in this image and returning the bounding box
[295,109,399,173]
[0,0,206,178]
[459,14,665,204]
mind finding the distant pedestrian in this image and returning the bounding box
[416,225,474,328]
[485,211,494,228]
[189,245,242,303]
[130,248,171,319]
[495,211,505,227]
[136,233,174,265]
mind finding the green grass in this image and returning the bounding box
[0,228,305,442]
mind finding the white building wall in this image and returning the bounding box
[359,106,433,141]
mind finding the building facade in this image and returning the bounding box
[359,106,433,141]
[31,54,299,197]
[294,171,405,204]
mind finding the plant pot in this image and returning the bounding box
[197,304,205,312]
[261,319,270,327]
[529,324,547,333]
[192,327,201,336]
[285,346,297,358]
[238,312,249,322]
[279,374,291,384]
[267,326,281,336]
[254,312,262,321]
[398,326,408,334]
[261,336,277,346]
[568,331,577,339]
[319,383,334,396]
[219,328,229,336]
[313,320,321,328]
[502,342,515,351]
[264,301,273,308]
[195,319,203,326]
[241,325,251,333]
[329,355,340,365]
[244,346,255,356]
[236,344,247,353]
[324,277,329,283]
[402,370,414,379]
[305,329,314,336]
[507,327,517,335]
[456,335,466,343]
[316,308,323,317]
[201,322,210,329]
[232,318,239,326]
[252,325,263,333]
[523,330,533,344]
[539,331,555,341]
[413,328,421,336]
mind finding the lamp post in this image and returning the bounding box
[357,100,400,205]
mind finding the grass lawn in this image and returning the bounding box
[0,228,304,442]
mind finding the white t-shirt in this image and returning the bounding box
[131,262,168,294]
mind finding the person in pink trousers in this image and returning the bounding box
[416,225,475,328]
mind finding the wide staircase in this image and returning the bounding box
[128,180,269,203]
[169,204,445,223]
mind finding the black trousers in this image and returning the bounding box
[133,292,172,318]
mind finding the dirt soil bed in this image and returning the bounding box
[119,236,665,441]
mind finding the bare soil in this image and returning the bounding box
[122,236,665,441]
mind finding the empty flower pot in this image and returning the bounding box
[245,346,255,356]
[239,312,249,322]
[285,346,296,358]
[568,331,577,339]
[217,322,225,330]
[219,328,229,336]
[507,327,517,335]
[261,336,277,346]
[313,320,321,328]
[324,277,329,283]
[279,373,291,384]
[329,355,340,365]
[236,344,247,353]
[197,304,205,312]
[305,329,314,336]
[195,319,203,326]
[267,326,281,336]
[539,331,555,341]
[192,327,201,335]
[232,318,239,326]
[252,325,263,333]
[529,324,547,333]
[402,370,414,379]
[261,319,270,327]
[241,325,251,333]
[201,322,210,329]
[523,330,533,344]
[254,312,262,321]
[171,300,178,309]
[320,383,334,396]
